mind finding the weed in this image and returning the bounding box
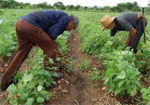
[90,67,101,82]
[80,59,90,71]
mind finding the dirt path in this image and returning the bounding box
[48,31,118,105]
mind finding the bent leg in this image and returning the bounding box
[1,42,33,90]
[1,20,34,90]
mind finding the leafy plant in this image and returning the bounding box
[104,59,141,96]
[79,11,150,99]
[0,34,17,57]
[135,49,150,70]
[80,60,90,71]
[7,49,60,105]
[56,31,70,55]
[90,67,101,82]
[141,88,150,105]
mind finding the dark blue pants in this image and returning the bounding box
[130,19,147,53]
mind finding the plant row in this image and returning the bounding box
[79,11,150,104]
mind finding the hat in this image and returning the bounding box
[100,15,115,31]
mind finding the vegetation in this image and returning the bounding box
[90,67,101,82]
[79,11,150,104]
[7,50,57,105]
[141,88,150,105]
[0,9,35,58]
[80,60,90,71]
[0,0,149,12]
[0,2,150,104]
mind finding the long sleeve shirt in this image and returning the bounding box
[22,10,70,40]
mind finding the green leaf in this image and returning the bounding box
[116,71,126,79]
[107,41,112,46]
[56,57,61,61]
[129,88,136,96]
[92,67,97,71]
[51,81,56,85]
[115,89,121,96]
[7,84,17,92]
[37,97,44,103]
[52,72,60,77]
[37,85,43,91]
[118,80,124,88]
[11,99,18,105]
[23,73,33,83]
[21,93,28,99]
[7,52,12,57]
[104,77,109,85]
[141,88,150,101]
[7,84,17,100]
[26,98,34,105]
[49,59,54,64]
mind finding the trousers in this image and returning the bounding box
[130,18,147,53]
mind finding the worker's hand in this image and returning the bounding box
[130,28,137,39]
[126,28,137,46]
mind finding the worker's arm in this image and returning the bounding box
[126,27,137,46]
[116,19,137,46]
[110,29,117,37]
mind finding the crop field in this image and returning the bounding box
[0,9,150,105]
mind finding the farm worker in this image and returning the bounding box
[0,10,79,91]
[100,12,147,53]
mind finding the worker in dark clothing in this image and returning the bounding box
[0,10,79,91]
[100,12,147,53]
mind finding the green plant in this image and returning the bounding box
[7,50,60,105]
[80,60,90,71]
[56,31,70,55]
[0,10,30,57]
[104,59,141,96]
[0,34,17,57]
[60,58,76,73]
[135,49,150,70]
[141,88,150,105]
[90,67,101,82]
[78,12,150,98]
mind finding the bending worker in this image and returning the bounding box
[0,10,79,90]
[100,12,147,53]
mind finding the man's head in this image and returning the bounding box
[67,16,79,31]
[100,15,116,31]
